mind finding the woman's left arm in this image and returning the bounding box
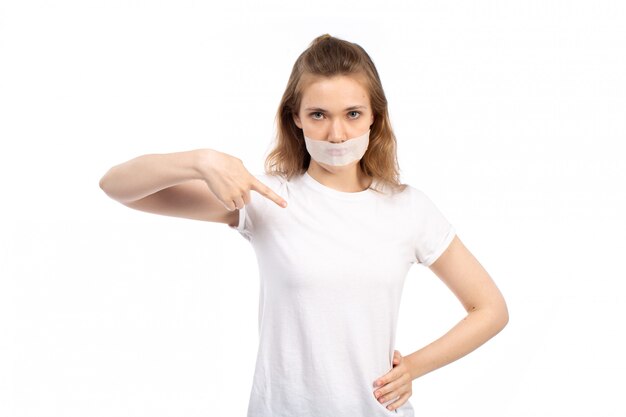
[405,234,509,379]
[372,235,509,410]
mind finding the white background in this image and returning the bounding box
[1,1,625,416]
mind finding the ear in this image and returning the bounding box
[293,112,302,129]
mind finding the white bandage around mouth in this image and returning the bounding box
[304,129,370,166]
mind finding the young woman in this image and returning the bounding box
[99,34,509,417]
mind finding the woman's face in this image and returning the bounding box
[293,74,375,143]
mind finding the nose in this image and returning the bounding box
[328,119,348,143]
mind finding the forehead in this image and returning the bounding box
[299,73,371,108]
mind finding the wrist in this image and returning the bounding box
[190,148,217,180]
[404,351,427,381]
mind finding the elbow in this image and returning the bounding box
[498,305,509,331]
[99,174,115,199]
[492,298,509,333]
[99,175,108,193]
[471,298,509,334]
[99,166,112,192]
[99,171,122,202]
[99,167,121,199]
[484,288,509,332]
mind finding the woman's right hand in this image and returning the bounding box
[197,149,288,211]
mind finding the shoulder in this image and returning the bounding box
[398,183,452,221]
[254,172,288,186]
[402,183,435,205]
[376,181,421,203]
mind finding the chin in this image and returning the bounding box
[318,160,358,173]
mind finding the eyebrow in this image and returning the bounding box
[304,105,367,112]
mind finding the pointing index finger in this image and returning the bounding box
[251,176,288,208]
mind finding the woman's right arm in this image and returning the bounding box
[98,149,287,225]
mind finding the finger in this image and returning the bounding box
[242,189,251,206]
[386,391,411,411]
[224,200,236,211]
[225,198,239,211]
[375,383,401,404]
[376,374,411,404]
[374,372,396,390]
[250,177,288,208]
[375,365,410,392]
[232,195,245,210]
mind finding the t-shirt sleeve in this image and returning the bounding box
[230,199,254,241]
[228,173,281,242]
[410,186,456,267]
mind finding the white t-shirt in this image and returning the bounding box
[230,171,456,417]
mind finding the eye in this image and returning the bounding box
[310,112,324,120]
[348,111,361,119]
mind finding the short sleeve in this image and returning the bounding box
[409,186,456,267]
[228,172,284,242]
[230,202,253,241]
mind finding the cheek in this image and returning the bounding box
[293,114,302,128]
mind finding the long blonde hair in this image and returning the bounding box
[264,34,408,194]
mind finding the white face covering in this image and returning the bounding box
[304,129,370,166]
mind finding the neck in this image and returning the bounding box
[306,160,372,192]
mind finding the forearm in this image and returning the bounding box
[404,307,508,381]
[99,149,210,203]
